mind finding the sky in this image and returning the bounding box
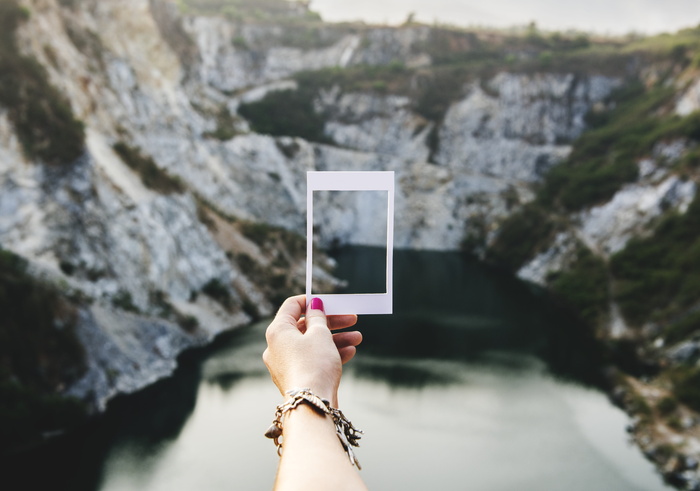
[310,0,700,35]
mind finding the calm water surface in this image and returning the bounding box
[5,248,671,490]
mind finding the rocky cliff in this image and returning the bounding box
[2,0,700,482]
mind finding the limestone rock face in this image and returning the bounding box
[435,73,617,181]
[67,305,222,411]
[0,0,646,409]
[517,140,698,287]
[676,77,700,116]
[312,73,619,250]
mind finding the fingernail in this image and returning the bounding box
[309,297,324,312]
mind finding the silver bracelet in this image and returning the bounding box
[264,388,363,469]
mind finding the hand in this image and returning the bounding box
[263,295,362,406]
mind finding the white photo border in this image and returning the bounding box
[306,171,394,315]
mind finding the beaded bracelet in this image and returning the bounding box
[264,388,363,469]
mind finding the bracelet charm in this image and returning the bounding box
[264,388,363,469]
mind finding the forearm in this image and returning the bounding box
[274,404,367,491]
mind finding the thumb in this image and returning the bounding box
[305,297,328,333]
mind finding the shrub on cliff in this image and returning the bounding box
[112,142,185,194]
[548,247,609,328]
[0,249,87,453]
[537,82,700,212]
[486,204,557,271]
[0,0,85,166]
[611,194,700,326]
[670,366,700,413]
[238,88,330,143]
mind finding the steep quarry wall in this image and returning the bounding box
[2,4,700,482]
[0,0,622,410]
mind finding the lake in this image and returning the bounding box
[2,248,671,490]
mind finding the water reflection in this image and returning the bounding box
[352,357,463,389]
[0,248,669,491]
[333,247,604,385]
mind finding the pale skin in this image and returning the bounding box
[263,295,368,491]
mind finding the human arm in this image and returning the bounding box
[262,295,367,491]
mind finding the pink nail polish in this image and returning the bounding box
[310,297,324,312]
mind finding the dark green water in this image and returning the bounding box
[1,248,670,490]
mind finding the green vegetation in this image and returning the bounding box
[239,220,305,256]
[180,0,355,50]
[112,142,185,194]
[549,247,609,327]
[177,0,321,24]
[150,290,200,333]
[0,0,85,165]
[274,23,348,50]
[664,311,700,345]
[627,390,653,417]
[538,82,700,211]
[0,248,87,452]
[236,221,305,306]
[610,195,700,326]
[0,381,86,452]
[239,220,283,245]
[670,366,700,413]
[203,107,239,141]
[486,204,557,271]
[412,66,478,122]
[202,278,233,309]
[621,26,700,62]
[237,25,700,147]
[64,19,105,67]
[486,71,700,341]
[112,289,139,313]
[238,88,330,142]
[656,396,679,416]
[417,25,597,69]
[240,62,476,142]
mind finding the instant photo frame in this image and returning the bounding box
[306,171,395,315]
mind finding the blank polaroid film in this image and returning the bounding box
[306,171,394,315]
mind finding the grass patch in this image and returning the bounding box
[621,26,700,61]
[112,142,185,194]
[0,0,85,165]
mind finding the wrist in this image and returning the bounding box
[280,385,338,407]
[265,387,364,470]
[281,375,338,406]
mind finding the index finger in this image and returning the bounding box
[272,295,358,331]
[270,295,305,328]
[328,314,358,330]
